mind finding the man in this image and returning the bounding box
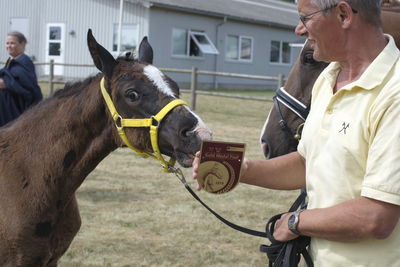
[0,31,42,127]
[192,0,400,266]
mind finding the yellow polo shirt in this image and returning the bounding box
[298,35,400,266]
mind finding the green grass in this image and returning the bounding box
[198,89,276,98]
[52,89,298,267]
[39,81,65,97]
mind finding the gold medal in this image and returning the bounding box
[198,161,230,193]
[197,141,245,194]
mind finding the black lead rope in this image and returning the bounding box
[173,169,313,267]
[260,189,313,267]
[182,180,267,238]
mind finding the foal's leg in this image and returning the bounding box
[46,195,81,267]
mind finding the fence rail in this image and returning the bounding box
[2,60,283,110]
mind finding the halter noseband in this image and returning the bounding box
[100,77,188,172]
[273,87,309,140]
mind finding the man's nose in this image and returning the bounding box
[295,21,308,36]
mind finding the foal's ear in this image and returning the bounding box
[87,29,117,78]
[138,36,153,64]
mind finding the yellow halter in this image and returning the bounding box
[100,77,188,172]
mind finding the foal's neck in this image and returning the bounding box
[11,76,118,201]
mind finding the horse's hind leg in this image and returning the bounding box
[46,195,81,267]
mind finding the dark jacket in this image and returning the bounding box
[0,54,43,127]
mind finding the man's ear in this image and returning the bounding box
[337,2,354,28]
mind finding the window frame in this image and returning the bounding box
[189,31,219,55]
[269,40,292,65]
[171,28,218,58]
[225,34,254,63]
[112,23,139,55]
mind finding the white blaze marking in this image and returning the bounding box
[185,106,213,141]
[143,65,176,97]
[144,65,213,140]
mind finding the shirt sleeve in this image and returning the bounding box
[362,94,400,205]
[2,66,34,98]
[297,138,305,158]
[2,57,42,105]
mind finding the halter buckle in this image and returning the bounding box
[151,116,160,128]
[294,123,305,140]
[115,115,123,130]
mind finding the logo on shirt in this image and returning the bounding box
[339,122,350,134]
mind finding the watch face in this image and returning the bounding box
[288,210,303,235]
[288,213,296,227]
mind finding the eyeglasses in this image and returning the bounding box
[299,4,358,27]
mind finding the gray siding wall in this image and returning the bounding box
[1,0,300,90]
[216,19,300,89]
[0,0,149,79]
[148,7,222,89]
[148,7,300,90]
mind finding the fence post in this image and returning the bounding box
[190,66,198,110]
[49,60,55,94]
[277,74,285,90]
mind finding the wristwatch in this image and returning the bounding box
[288,209,304,235]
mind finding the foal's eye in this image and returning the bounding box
[303,53,316,64]
[125,89,140,102]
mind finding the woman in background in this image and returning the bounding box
[0,31,42,127]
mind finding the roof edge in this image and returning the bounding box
[148,1,296,30]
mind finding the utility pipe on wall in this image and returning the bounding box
[117,0,124,54]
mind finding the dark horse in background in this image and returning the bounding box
[0,30,211,266]
[261,4,400,159]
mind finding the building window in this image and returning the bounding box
[48,26,62,56]
[172,28,218,57]
[225,35,253,61]
[270,40,291,64]
[113,24,138,53]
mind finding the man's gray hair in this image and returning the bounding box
[7,31,28,45]
[309,0,381,26]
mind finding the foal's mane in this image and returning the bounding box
[52,74,101,99]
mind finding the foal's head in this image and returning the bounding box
[260,40,328,159]
[87,30,212,167]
